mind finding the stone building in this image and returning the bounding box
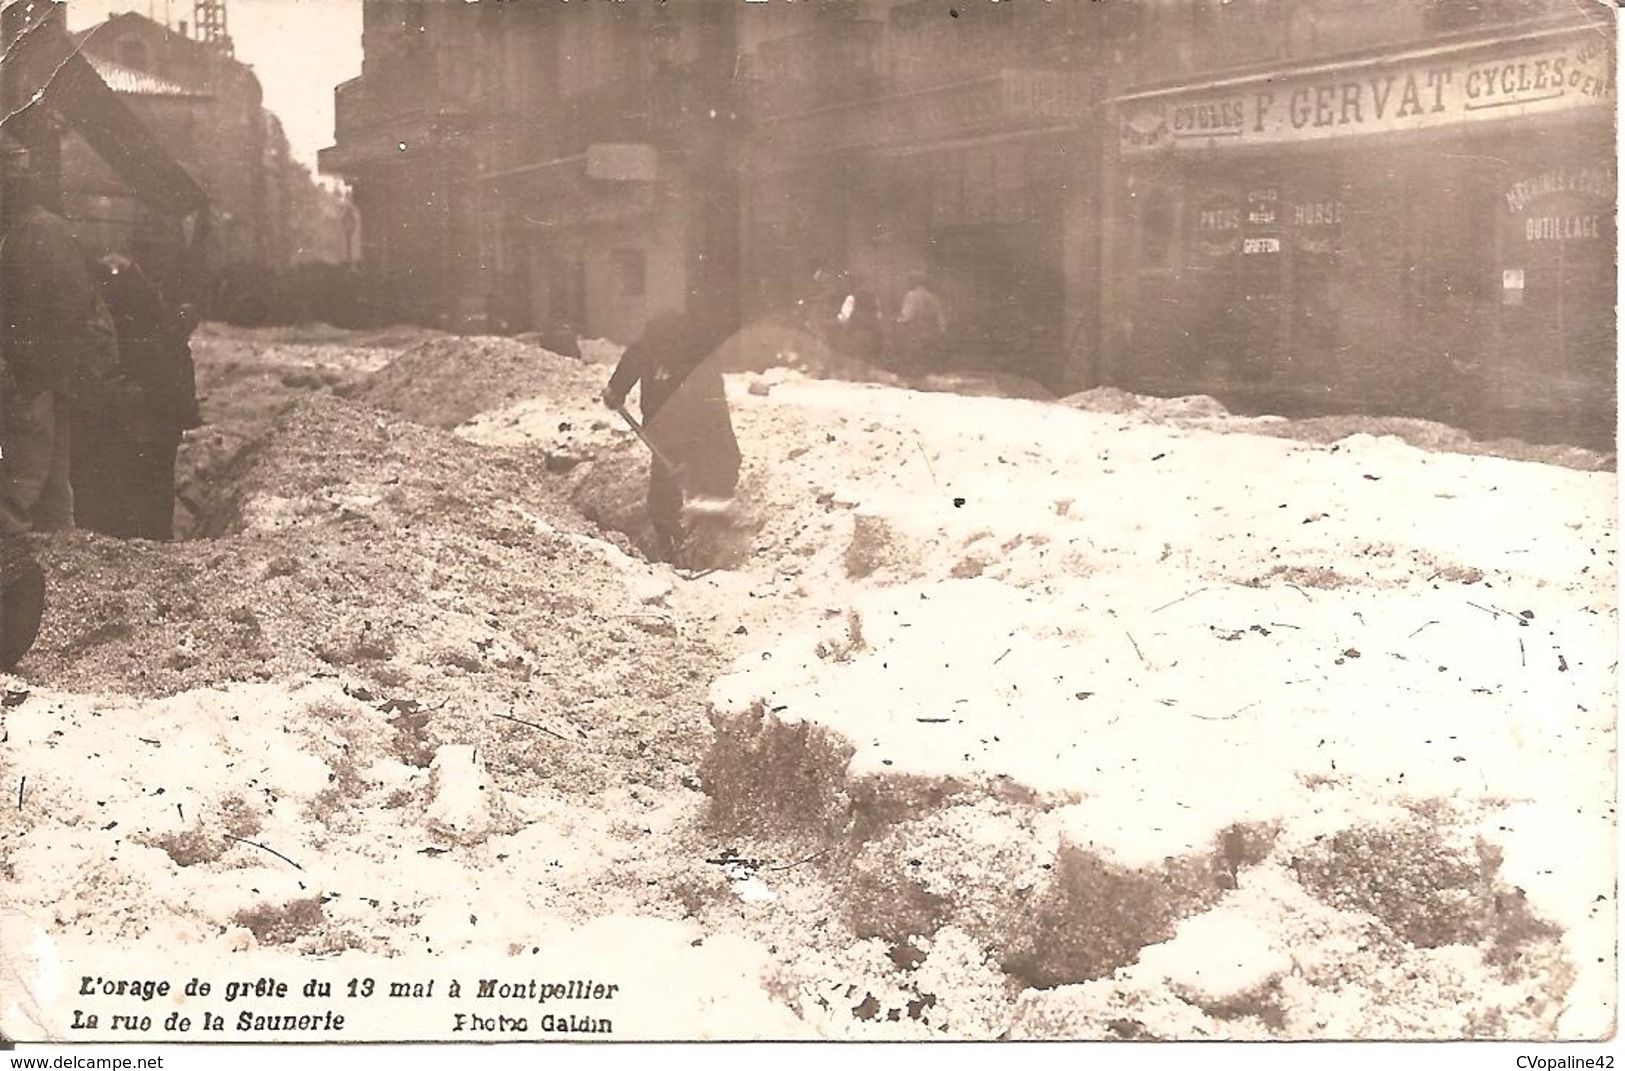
[736,0,1104,390]
[320,1,740,340]
[322,0,1105,374]
[71,12,270,267]
[51,9,353,318]
[2,0,209,300]
[57,54,212,294]
[320,0,1614,441]
[1100,0,1615,443]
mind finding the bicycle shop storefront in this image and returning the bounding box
[1111,22,1616,444]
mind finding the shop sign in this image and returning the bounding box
[1195,185,1349,260]
[1119,28,1614,155]
[1246,186,1279,226]
[1291,198,1345,254]
[1243,186,1280,255]
[1502,165,1615,245]
[1291,201,1345,227]
[1196,193,1242,259]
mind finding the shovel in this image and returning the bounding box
[615,404,736,518]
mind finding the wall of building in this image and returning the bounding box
[1103,1,1615,443]
[328,0,742,339]
[322,0,1612,440]
[735,0,1102,390]
[83,16,267,262]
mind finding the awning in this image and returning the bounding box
[1,6,208,214]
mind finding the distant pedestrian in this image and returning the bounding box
[797,263,847,349]
[896,271,947,373]
[837,284,884,365]
[72,253,202,541]
[602,309,741,563]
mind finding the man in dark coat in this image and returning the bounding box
[71,254,202,540]
[0,343,45,672]
[602,310,741,563]
[0,138,119,668]
[1,143,119,536]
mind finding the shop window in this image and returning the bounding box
[1137,184,1180,272]
[1288,190,1347,259]
[613,248,646,299]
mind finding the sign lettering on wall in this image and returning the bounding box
[1244,186,1280,255]
[1119,29,1614,155]
[1501,164,1616,248]
[1196,194,1242,259]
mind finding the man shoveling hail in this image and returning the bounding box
[602,308,742,566]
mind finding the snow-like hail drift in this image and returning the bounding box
[0,328,1614,1042]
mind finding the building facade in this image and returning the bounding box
[736,0,1104,389]
[321,0,1103,372]
[320,0,740,340]
[1101,0,1616,444]
[73,12,270,267]
[58,55,211,293]
[3,0,209,300]
[321,0,1614,441]
[59,11,353,315]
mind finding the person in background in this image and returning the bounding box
[72,253,202,541]
[895,270,947,374]
[601,308,741,563]
[796,263,847,350]
[534,313,583,361]
[836,282,884,365]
